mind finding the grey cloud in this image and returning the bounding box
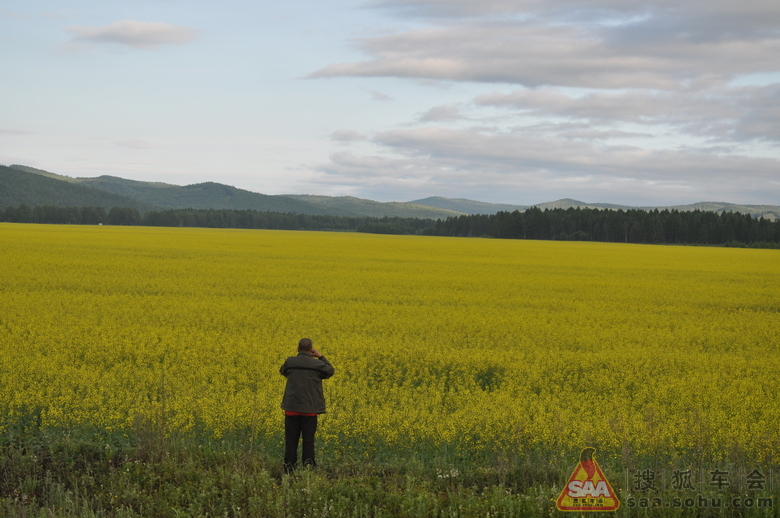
[369,0,522,18]
[319,151,437,191]
[330,129,368,142]
[477,84,780,143]
[313,126,780,204]
[115,139,157,149]
[364,88,394,101]
[553,128,655,140]
[370,0,645,19]
[418,105,464,122]
[732,84,780,142]
[476,88,680,121]
[311,23,780,89]
[369,127,764,180]
[0,127,32,135]
[311,0,780,204]
[313,0,780,89]
[374,0,780,33]
[66,20,198,50]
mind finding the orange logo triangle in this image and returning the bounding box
[556,448,620,512]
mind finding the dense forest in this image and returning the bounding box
[0,204,434,235]
[429,206,780,246]
[2,203,779,247]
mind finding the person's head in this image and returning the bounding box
[298,338,313,352]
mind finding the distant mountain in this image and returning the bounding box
[74,175,339,215]
[4,165,459,218]
[663,202,780,221]
[529,198,629,211]
[9,164,82,183]
[523,198,780,220]
[411,197,636,214]
[1,165,157,212]
[528,198,780,221]
[410,196,527,215]
[413,196,780,220]
[5,164,778,220]
[286,195,461,219]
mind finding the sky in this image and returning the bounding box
[2,0,779,206]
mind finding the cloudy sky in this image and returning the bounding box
[2,0,779,205]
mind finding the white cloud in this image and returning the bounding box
[65,20,198,50]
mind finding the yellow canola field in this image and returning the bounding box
[0,223,778,460]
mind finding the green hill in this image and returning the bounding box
[5,165,462,218]
[1,165,157,212]
[8,164,82,183]
[74,175,338,215]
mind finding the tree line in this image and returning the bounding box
[2,203,779,247]
[0,204,434,235]
[429,206,780,247]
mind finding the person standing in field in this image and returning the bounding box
[280,338,335,473]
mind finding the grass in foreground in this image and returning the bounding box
[0,421,775,518]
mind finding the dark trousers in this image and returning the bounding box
[284,414,318,471]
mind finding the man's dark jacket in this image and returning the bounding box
[280,353,335,414]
